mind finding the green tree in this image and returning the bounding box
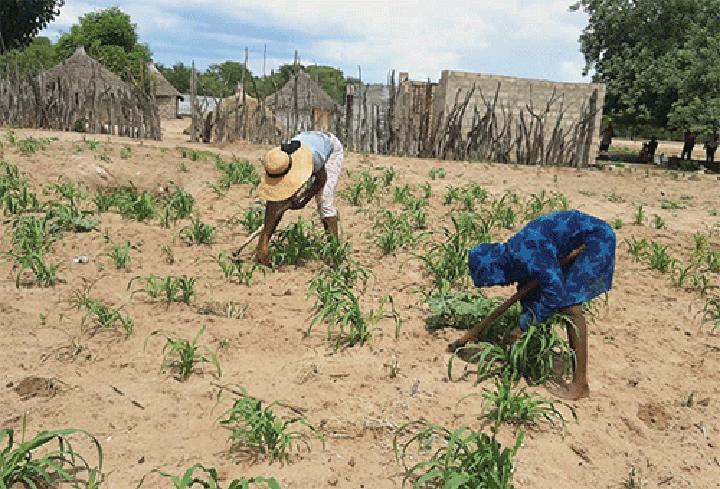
[572,0,720,134]
[56,7,151,84]
[306,65,348,103]
[157,62,192,93]
[0,0,64,53]
[0,36,58,74]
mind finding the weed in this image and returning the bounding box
[85,139,100,151]
[612,218,623,230]
[607,192,625,203]
[0,421,103,488]
[137,464,280,489]
[661,199,684,210]
[218,387,322,464]
[148,327,221,381]
[180,216,215,245]
[129,275,197,304]
[197,301,247,319]
[119,146,131,159]
[429,167,446,180]
[17,136,50,156]
[393,420,523,489]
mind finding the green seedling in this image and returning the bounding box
[119,146,131,159]
[197,301,247,319]
[102,241,132,270]
[11,215,55,254]
[147,326,221,381]
[702,298,720,332]
[85,139,100,151]
[216,159,261,190]
[661,199,684,210]
[374,210,416,255]
[17,136,50,156]
[382,167,396,186]
[472,374,577,429]
[393,420,523,489]
[206,252,266,286]
[429,167,446,180]
[0,422,103,489]
[692,272,712,296]
[612,218,623,230]
[652,214,665,229]
[625,237,649,261]
[137,463,280,489]
[218,387,322,464]
[646,241,674,273]
[634,205,645,225]
[161,245,175,265]
[161,188,195,227]
[129,275,197,304]
[238,206,265,234]
[269,219,326,267]
[71,283,133,336]
[180,216,215,245]
[5,251,62,288]
[672,263,693,288]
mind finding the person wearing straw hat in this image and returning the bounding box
[254,131,344,266]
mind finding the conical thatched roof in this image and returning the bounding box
[43,46,129,91]
[147,63,182,98]
[265,70,338,111]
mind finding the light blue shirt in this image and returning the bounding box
[291,131,334,173]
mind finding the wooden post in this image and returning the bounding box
[191,61,197,142]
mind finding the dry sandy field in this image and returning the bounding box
[1,123,719,489]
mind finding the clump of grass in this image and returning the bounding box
[381,167,396,186]
[161,245,175,265]
[84,139,100,151]
[129,275,197,304]
[393,420,523,489]
[625,237,649,261]
[101,241,133,270]
[180,215,215,245]
[70,283,133,336]
[429,167,446,180]
[238,206,265,234]
[147,326,221,381]
[450,321,574,385]
[137,464,279,489]
[218,386,322,464]
[1,421,103,489]
[374,210,417,255]
[472,374,576,429]
[161,187,195,227]
[5,251,62,288]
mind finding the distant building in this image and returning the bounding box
[264,70,340,136]
[147,63,183,119]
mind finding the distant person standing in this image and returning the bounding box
[647,136,659,163]
[704,131,719,164]
[682,130,696,160]
[599,123,614,153]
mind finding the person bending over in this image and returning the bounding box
[254,131,344,266]
[467,210,616,400]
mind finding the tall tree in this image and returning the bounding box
[0,36,58,74]
[157,62,192,93]
[572,0,720,133]
[56,7,151,84]
[0,0,64,53]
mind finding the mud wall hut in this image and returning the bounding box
[147,63,182,119]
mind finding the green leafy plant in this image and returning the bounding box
[374,210,417,255]
[215,159,261,191]
[161,187,195,227]
[625,237,649,261]
[269,219,325,267]
[71,283,134,336]
[207,252,266,286]
[84,139,100,151]
[17,136,51,156]
[129,275,197,304]
[218,387,322,464]
[238,206,265,234]
[472,374,576,429]
[646,241,675,273]
[612,218,623,230]
[652,214,666,229]
[119,146,131,159]
[161,245,175,265]
[661,199,684,210]
[0,422,103,489]
[429,167,446,180]
[634,205,645,225]
[11,215,55,254]
[137,464,280,489]
[5,251,62,288]
[147,326,221,381]
[382,167,396,186]
[180,216,216,245]
[393,420,523,489]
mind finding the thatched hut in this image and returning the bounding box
[44,45,129,92]
[147,63,183,119]
[264,70,339,134]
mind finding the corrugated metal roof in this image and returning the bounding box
[178,95,219,116]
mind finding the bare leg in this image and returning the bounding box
[553,305,590,400]
[323,215,339,239]
[255,200,289,266]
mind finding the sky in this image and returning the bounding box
[41,0,591,84]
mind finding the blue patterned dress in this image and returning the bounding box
[468,210,616,330]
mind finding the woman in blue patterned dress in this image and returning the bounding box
[467,210,616,400]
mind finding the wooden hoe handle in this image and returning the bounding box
[234,227,263,255]
[447,244,586,353]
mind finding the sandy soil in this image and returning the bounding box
[1,123,719,489]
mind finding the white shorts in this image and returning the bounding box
[316,133,343,218]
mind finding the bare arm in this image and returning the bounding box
[290,168,327,210]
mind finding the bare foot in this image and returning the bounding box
[508,327,524,344]
[548,382,590,401]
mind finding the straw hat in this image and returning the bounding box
[257,144,314,201]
